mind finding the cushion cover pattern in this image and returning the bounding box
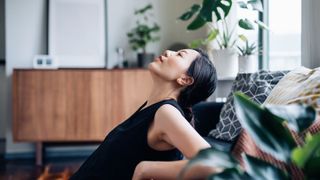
[263,66,320,116]
[209,70,288,141]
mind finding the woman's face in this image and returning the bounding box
[148,49,199,81]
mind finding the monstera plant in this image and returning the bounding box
[179,0,267,48]
[179,92,320,179]
[179,0,268,78]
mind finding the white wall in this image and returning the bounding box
[0,0,5,60]
[5,0,47,154]
[0,66,5,139]
[0,0,6,139]
[302,0,320,68]
[4,0,206,154]
[107,0,205,68]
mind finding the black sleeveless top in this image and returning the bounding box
[70,99,184,180]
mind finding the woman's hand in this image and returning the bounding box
[132,160,189,180]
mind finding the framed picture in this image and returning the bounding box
[49,0,107,68]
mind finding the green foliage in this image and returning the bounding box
[234,92,297,162]
[239,18,255,30]
[179,0,232,30]
[127,4,160,53]
[189,28,219,48]
[237,40,257,56]
[180,92,320,179]
[292,133,320,167]
[266,104,316,133]
[218,21,237,49]
[242,154,289,179]
[178,148,242,180]
[208,168,247,180]
[180,0,268,49]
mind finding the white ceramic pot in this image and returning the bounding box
[238,55,258,73]
[211,48,238,78]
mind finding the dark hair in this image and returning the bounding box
[177,48,217,122]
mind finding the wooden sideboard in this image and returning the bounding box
[12,68,153,164]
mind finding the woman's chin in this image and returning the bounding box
[147,62,156,71]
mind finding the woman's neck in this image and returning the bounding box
[146,79,181,106]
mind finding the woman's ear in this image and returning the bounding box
[177,74,194,86]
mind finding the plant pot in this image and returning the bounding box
[137,53,155,68]
[238,55,258,73]
[211,48,238,78]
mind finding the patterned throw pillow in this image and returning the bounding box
[208,70,288,141]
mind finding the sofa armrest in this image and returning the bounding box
[192,101,224,137]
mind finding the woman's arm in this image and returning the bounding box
[133,104,216,179]
[133,160,221,180]
[154,104,211,158]
[132,160,187,180]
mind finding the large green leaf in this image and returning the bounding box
[179,4,201,21]
[239,19,255,30]
[178,148,240,179]
[304,157,320,179]
[248,0,263,12]
[242,154,290,179]
[207,168,248,180]
[187,15,207,30]
[233,92,297,162]
[187,0,232,30]
[265,104,316,133]
[292,133,320,168]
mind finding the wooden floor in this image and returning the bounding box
[0,155,85,180]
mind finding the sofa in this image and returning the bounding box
[192,67,320,153]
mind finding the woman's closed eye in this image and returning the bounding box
[178,51,186,58]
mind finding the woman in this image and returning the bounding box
[70,48,217,180]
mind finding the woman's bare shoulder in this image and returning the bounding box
[155,104,185,123]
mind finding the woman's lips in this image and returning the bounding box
[155,56,163,63]
[159,56,164,62]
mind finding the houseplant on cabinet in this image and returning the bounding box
[127,4,160,68]
[237,36,258,73]
[179,0,267,78]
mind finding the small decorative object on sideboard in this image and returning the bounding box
[127,4,160,68]
[115,48,129,68]
[33,55,58,69]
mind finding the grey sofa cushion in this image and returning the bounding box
[208,70,288,141]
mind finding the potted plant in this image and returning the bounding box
[179,92,320,179]
[127,4,160,68]
[237,36,258,73]
[209,19,239,78]
[179,0,268,78]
